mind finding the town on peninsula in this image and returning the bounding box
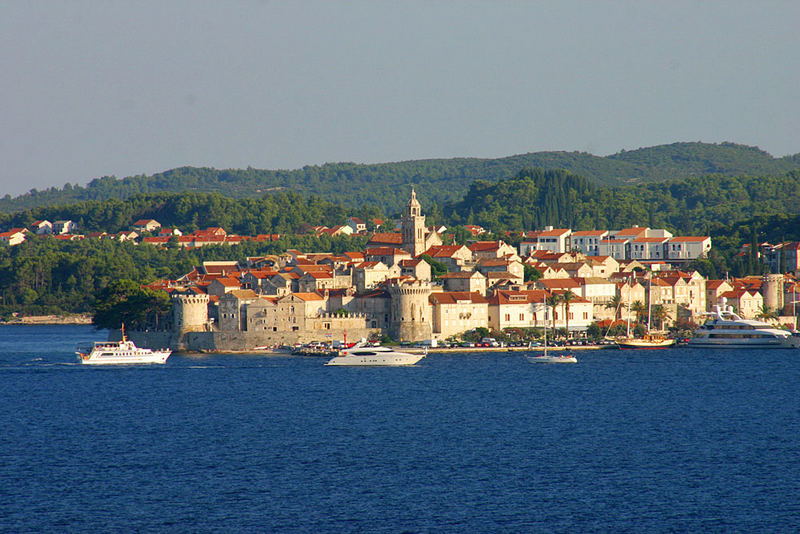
[6,186,797,352]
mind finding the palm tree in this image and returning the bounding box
[546,293,561,337]
[561,290,577,339]
[605,294,622,320]
[650,304,669,331]
[756,304,778,323]
[631,300,647,325]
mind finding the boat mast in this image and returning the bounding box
[543,295,548,356]
[646,273,652,333]
[626,274,632,338]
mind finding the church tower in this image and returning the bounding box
[402,187,426,257]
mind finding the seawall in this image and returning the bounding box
[122,328,380,353]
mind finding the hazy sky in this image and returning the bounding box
[1,1,798,197]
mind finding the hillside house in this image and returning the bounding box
[570,230,609,256]
[133,219,161,233]
[666,237,712,261]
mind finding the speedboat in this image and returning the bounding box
[688,304,800,349]
[76,333,172,365]
[325,345,426,366]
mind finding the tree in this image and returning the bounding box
[605,294,622,320]
[546,293,561,336]
[650,304,669,331]
[756,304,778,322]
[560,290,577,339]
[92,279,169,330]
[631,300,647,325]
[419,254,448,280]
[523,264,542,282]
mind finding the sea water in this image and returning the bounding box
[1,325,799,532]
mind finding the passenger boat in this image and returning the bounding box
[325,344,426,366]
[76,326,172,365]
[688,304,800,349]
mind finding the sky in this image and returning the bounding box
[1,1,798,197]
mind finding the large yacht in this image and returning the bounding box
[77,329,172,365]
[688,304,800,349]
[325,345,426,366]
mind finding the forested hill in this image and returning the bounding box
[445,168,800,237]
[2,142,798,215]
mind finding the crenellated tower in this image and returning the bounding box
[173,293,210,334]
[387,278,432,341]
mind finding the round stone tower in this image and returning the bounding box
[387,279,432,342]
[173,293,210,334]
[762,273,784,313]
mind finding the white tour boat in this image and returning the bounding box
[325,344,426,366]
[77,327,172,365]
[688,303,800,349]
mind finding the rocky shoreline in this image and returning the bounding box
[1,314,93,325]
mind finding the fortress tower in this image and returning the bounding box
[387,278,432,341]
[762,273,784,313]
[173,293,210,334]
[402,187,426,257]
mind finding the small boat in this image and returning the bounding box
[527,296,577,364]
[527,353,578,364]
[325,344,426,366]
[76,325,171,365]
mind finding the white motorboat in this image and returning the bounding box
[77,328,172,365]
[325,345,425,366]
[688,304,800,349]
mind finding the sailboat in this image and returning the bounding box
[527,296,577,364]
[615,274,674,349]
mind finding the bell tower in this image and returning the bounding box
[402,187,426,256]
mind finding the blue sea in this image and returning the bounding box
[1,325,799,532]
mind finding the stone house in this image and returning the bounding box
[429,292,490,339]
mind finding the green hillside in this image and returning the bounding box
[447,168,800,236]
[1,142,798,215]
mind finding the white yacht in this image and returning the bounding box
[688,304,800,349]
[325,345,426,366]
[77,330,172,365]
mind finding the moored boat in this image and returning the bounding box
[688,304,800,349]
[615,334,675,350]
[527,353,578,364]
[526,296,577,364]
[325,345,425,366]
